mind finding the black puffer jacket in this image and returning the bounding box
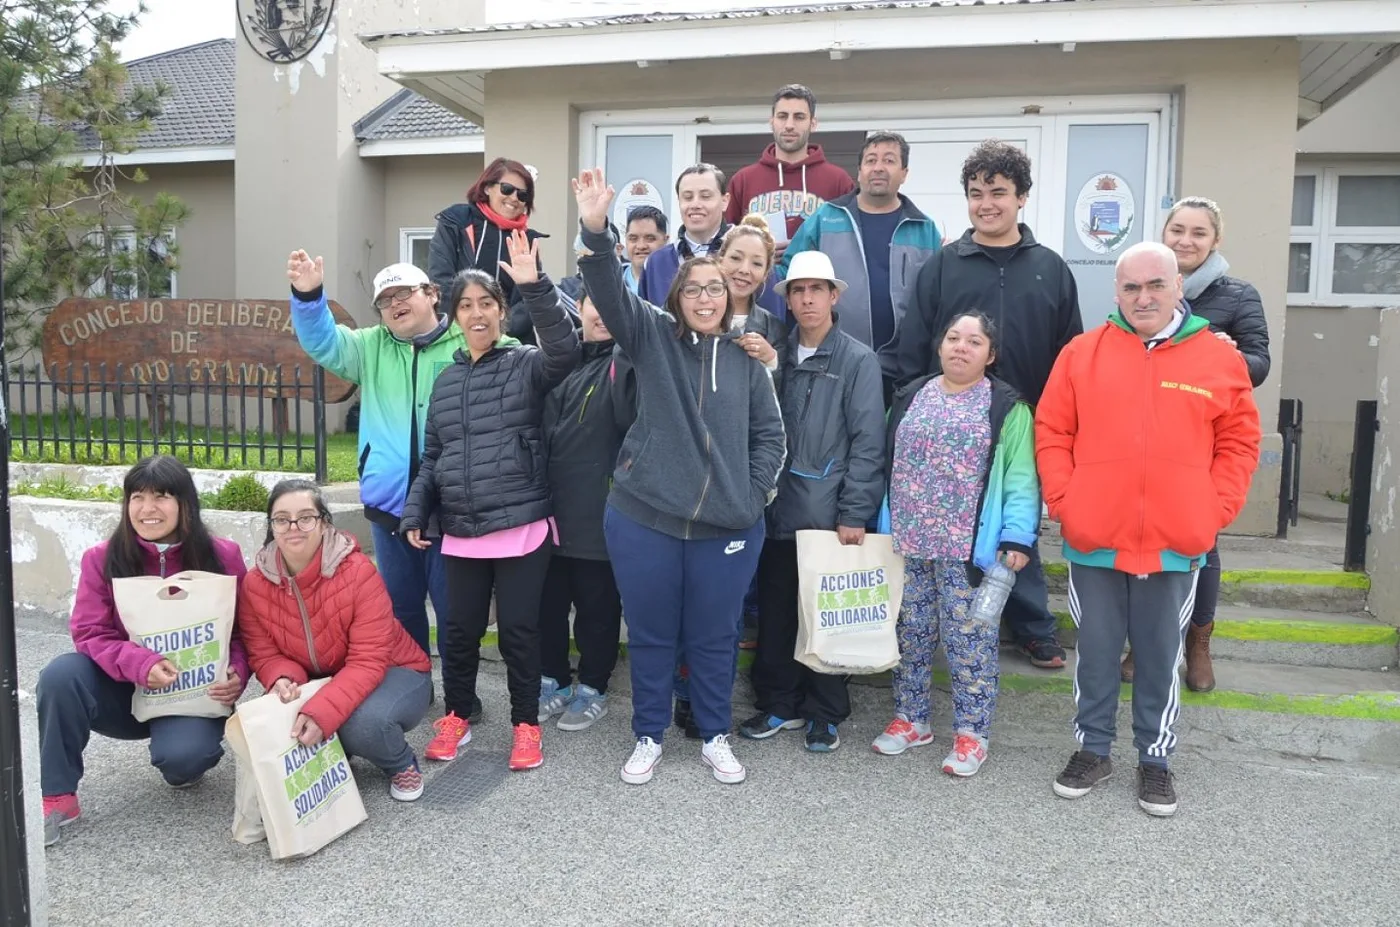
[542,339,636,560]
[401,275,580,539]
[1186,269,1271,387]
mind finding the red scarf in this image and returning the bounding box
[478,201,529,232]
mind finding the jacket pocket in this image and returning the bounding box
[775,457,844,533]
[358,442,372,480]
[516,433,539,479]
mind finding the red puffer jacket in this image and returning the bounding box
[238,529,430,736]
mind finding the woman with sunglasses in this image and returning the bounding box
[238,480,434,803]
[573,168,786,787]
[429,157,548,340]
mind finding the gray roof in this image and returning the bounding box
[355,88,482,141]
[362,0,1071,41]
[75,39,237,150]
[65,39,475,154]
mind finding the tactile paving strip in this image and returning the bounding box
[419,752,511,807]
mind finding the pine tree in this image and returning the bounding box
[1,0,189,367]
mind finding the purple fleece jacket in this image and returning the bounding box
[69,536,251,689]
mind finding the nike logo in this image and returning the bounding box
[724,541,746,555]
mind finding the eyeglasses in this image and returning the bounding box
[270,514,323,533]
[681,282,728,299]
[495,181,532,204]
[375,286,422,312]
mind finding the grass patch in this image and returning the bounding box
[14,473,272,512]
[9,412,360,482]
[1042,561,1370,590]
[1052,610,1397,646]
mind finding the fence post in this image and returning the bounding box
[313,366,327,485]
[1276,398,1303,538]
[1344,400,1379,573]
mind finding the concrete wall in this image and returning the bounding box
[10,497,373,628]
[1281,306,1383,496]
[382,153,485,263]
[1298,57,1400,155]
[480,37,1298,532]
[1368,307,1398,626]
[113,161,236,300]
[20,689,47,927]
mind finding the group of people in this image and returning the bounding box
[36,84,1270,846]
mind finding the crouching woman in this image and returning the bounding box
[238,480,433,802]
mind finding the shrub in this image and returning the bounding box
[202,474,270,513]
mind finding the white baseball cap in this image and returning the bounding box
[372,263,431,303]
[775,251,848,295]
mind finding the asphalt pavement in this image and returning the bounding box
[16,621,1399,927]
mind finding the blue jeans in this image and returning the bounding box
[371,522,448,656]
[605,505,764,742]
[37,653,226,795]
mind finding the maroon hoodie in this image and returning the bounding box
[724,143,855,240]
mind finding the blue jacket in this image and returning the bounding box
[638,224,788,321]
[779,192,941,366]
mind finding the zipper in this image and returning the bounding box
[686,338,714,539]
[158,549,167,578]
[406,345,422,501]
[288,576,322,674]
[1138,344,1152,559]
[998,265,1006,337]
[461,361,475,529]
[577,382,597,424]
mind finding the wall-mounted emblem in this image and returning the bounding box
[239,0,336,64]
[1075,173,1136,255]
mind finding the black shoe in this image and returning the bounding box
[1021,638,1067,669]
[1137,764,1178,817]
[803,721,840,753]
[738,711,803,740]
[1053,750,1113,799]
[673,698,701,740]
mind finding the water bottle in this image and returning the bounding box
[969,561,1016,627]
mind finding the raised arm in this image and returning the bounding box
[496,230,581,392]
[287,249,366,384]
[574,168,665,359]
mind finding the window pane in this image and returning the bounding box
[1292,175,1315,226]
[410,236,431,272]
[1331,242,1400,295]
[1336,175,1400,227]
[1288,243,1311,293]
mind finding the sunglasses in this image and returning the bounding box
[495,181,532,204]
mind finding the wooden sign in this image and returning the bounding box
[41,298,360,403]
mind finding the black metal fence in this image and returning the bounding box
[1277,398,1303,538]
[1344,400,1379,572]
[5,362,328,483]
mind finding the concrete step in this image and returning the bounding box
[1040,560,1370,613]
[1048,600,1398,671]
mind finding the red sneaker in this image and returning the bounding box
[43,793,81,847]
[424,712,471,762]
[509,723,544,771]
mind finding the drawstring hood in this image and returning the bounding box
[774,160,812,202]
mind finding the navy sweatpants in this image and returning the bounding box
[604,504,765,742]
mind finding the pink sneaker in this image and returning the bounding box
[942,733,989,777]
[424,712,471,762]
[43,793,81,847]
[871,717,934,755]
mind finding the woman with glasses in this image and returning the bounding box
[572,168,786,787]
[238,480,434,803]
[428,156,548,340]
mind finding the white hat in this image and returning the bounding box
[372,263,431,302]
[775,251,848,296]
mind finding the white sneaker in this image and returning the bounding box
[941,733,989,778]
[621,737,662,784]
[871,716,934,755]
[701,734,746,784]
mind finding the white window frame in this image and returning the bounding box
[579,93,1172,257]
[1290,163,1400,307]
[84,226,177,299]
[399,227,436,271]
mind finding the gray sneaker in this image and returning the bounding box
[557,684,608,731]
[538,677,572,723]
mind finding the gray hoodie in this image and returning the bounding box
[577,224,786,540]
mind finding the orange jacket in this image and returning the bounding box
[1034,311,1261,575]
[238,530,431,736]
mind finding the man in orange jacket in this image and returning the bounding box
[1035,242,1260,818]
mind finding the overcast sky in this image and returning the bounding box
[113,0,234,62]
